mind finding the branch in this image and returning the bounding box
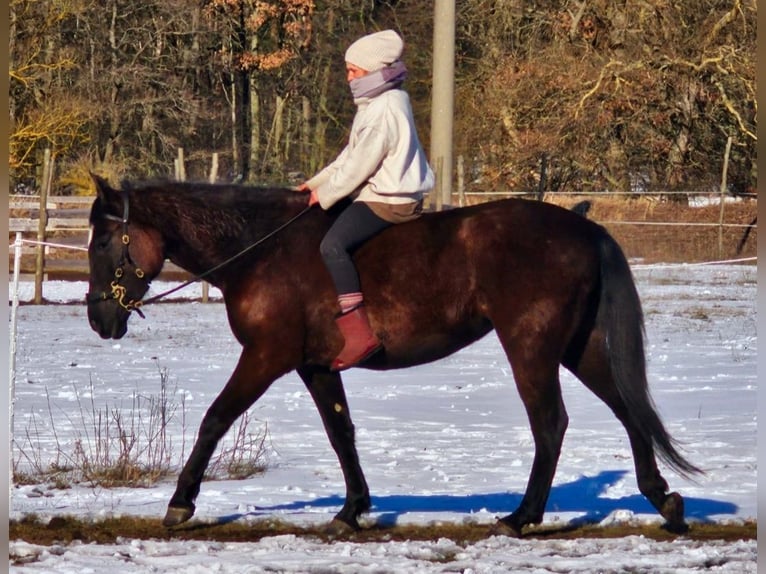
[10,59,77,86]
[705,0,743,48]
[575,60,642,119]
[716,81,756,140]
[659,54,727,74]
[568,1,588,42]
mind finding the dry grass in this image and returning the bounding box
[12,363,269,489]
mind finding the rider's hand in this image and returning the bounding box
[308,189,319,206]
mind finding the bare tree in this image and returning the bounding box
[454,0,756,194]
[9,0,89,184]
[9,0,755,196]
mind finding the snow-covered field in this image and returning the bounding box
[8,263,757,572]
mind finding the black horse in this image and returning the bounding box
[85,175,701,536]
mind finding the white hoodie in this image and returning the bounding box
[306,89,434,211]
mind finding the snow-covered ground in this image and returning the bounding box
[8,263,758,572]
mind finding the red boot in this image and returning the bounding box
[331,305,382,371]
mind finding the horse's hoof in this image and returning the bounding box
[660,492,688,534]
[488,519,522,538]
[163,506,195,527]
[323,518,357,536]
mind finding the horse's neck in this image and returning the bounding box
[136,188,303,285]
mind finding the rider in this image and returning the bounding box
[298,29,434,371]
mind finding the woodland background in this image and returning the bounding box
[9,0,757,198]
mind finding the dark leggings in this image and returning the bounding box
[320,202,391,295]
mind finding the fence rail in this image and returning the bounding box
[9,194,190,303]
[9,191,757,304]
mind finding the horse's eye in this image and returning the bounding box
[94,235,111,251]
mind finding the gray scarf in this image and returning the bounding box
[349,60,408,102]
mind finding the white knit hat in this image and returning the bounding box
[344,29,404,72]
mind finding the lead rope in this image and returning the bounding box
[139,204,313,308]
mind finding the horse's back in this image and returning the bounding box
[358,198,605,297]
[353,198,607,368]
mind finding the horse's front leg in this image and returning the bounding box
[297,365,370,532]
[163,347,284,527]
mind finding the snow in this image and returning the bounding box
[8,263,758,572]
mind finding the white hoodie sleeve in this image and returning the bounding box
[313,125,389,209]
[307,90,432,209]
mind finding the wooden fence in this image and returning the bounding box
[9,189,757,304]
[8,194,192,303]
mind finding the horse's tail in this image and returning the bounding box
[596,233,703,478]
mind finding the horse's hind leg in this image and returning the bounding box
[163,348,282,527]
[297,366,370,532]
[492,335,569,536]
[564,335,687,532]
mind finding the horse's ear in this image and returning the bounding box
[89,172,112,200]
[89,172,124,220]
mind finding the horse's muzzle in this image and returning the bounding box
[87,304,130,340]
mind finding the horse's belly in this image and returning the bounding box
[365,320,494,370]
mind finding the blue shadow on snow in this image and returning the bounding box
[225,470,737,526]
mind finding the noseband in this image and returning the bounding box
[86,191,149,318]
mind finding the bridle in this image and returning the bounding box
[86,190,313,318]
[85,191,150,318]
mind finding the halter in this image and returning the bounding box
[86,190,313,317]
[86,190,149,318]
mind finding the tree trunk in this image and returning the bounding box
[666,77,700,203]
[272,93,286,169]
[9,2,17,125]
[249,82,260,175]
[236,69,250,180]
[301,95,311,162]
[230,70,238,179]
[311,61,332,174]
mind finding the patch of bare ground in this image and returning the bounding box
[9,515,756,547]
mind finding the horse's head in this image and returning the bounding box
[86,175,165,339]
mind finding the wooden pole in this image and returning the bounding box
[430,0,455,210]
[10,233,23,508]
[718,136,732,259]
[34,149,52,304]
[175,148,186,181]
[209,152,219,184]
[202,153,219,303]
[537,153,548,201]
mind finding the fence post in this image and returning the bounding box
[209,152,219,184]
[457,155,465,207]
[537,153,547,201]
[718,136,732,259]
[34,149,52,304]
[10,232,23,507]
[202,153,219,303]
[174,147,186,181]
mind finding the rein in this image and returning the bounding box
[87,191,313,317]
[142,204,312,306]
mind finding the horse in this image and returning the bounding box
[85,174,701,536]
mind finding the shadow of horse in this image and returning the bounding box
[219,470,736,527]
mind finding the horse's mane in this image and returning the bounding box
[120,178,297,210]
[97,179,307,243]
